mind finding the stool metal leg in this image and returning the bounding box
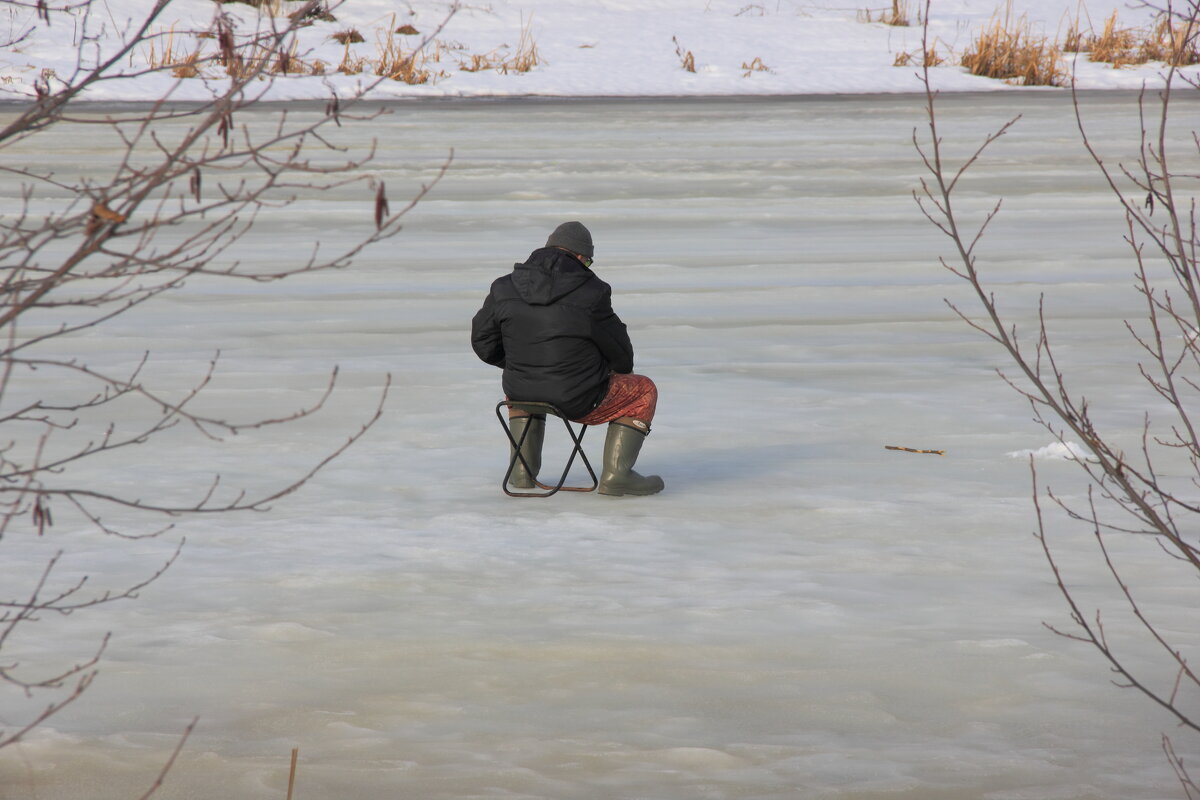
[496,401,598,497]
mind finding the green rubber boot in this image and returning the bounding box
[598,422,664,496]
[508,415,544,489]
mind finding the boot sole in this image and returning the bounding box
[598,483,664,496]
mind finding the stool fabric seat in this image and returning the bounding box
[495,400,598,497]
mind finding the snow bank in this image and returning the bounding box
[2,0,1198,101]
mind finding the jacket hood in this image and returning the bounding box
[510,247,592,306]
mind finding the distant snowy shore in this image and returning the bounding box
[3,0,1200,102]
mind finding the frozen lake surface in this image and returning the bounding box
[2,92,1198,799]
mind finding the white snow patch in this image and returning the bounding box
[1006,441,1095,461]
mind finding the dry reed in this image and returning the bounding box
[880,0,910,27]
[456,15,541,75]
[272,37,304,74]
[741,57,769,77]
[375,17,433,84]
[145,25,205,76]
[458,51,500,72]
[136,11,376,80]
[960,13,1064,86]
[216,34,308,78]
[145,26,239,80]
[1061,24,1085,53]
[1087,11,1143,66]
[290,2,336,24]
[337,43,366,75]
[331,29,364,45]
[138,6,552,84]
[501,14,541,73]
[171,51,205,78]
[859,0,910,27]
[894,46,944,67]
[1064,11,1199,70]
[1142,14,1200,66]
[672,36,696,73]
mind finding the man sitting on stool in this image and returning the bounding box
[471,221,664,496]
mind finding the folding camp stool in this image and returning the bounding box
[496,400,598,497]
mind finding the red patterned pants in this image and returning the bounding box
[573,373,658,428]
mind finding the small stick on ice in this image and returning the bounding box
[885,445,945,455]
[287,748,299,800]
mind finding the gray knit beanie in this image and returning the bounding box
[545,221,594,259]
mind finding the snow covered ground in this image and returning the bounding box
[2,0,1199,100]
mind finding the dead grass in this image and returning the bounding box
[171,51,205,79]
[376,15,439,84]
[894,46,944,67]
[1062,11,1199,70]
[740,57,770,77]
[502,14,541,73]
[740,56,770,77]
[139,8,553,85]
[1142,14,1200,66]
[672,36,696,73]
[860,1,911,27]
[458,51,501,72]
[456,15,542,75]
[939,7,1197,81]
[145,25,209,77]
[1086,12,1144,66]
[337,45,367,75]
[224,40,301,78]
[331,29,364,45]
[377,43,432,83]
[1061,18,1087,54]
[960,12,1064,86]
[290,2,336,24]
[272,37,305,74]
[201,18,309,79]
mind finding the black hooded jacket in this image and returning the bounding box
[471,247,634,419]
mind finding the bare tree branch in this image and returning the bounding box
[0,0,459,785]
[913,0,1200,777]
